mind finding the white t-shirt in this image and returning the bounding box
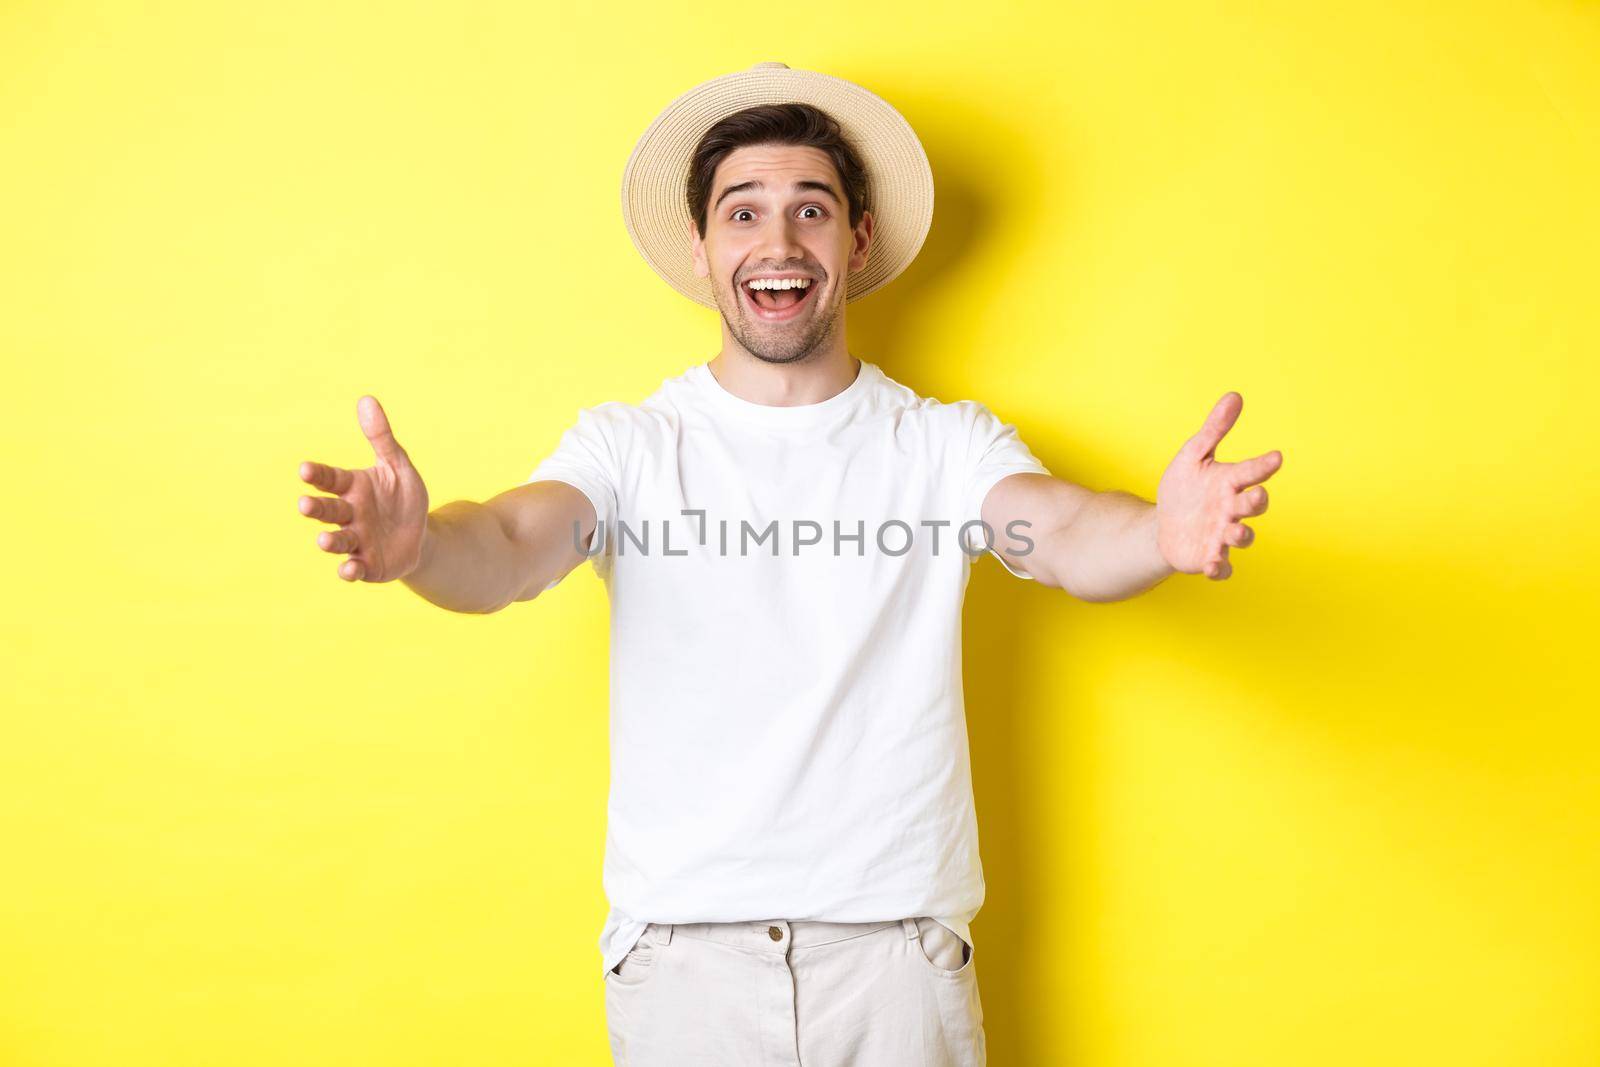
[526,358,1052,978]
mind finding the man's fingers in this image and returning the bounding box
[299,460,355,495]
[317,529,358,554]
[1224,522,1254,548]
[1204,544,1232,579]
[299,494,355,525]
[358,395,408,466]
[1229,450,1283,489]
[338,558,365,581]
[1234,485,1269,518]
[1184,392,1242,462]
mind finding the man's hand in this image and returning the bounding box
[1156,392,1282,581]
[296,395,430,583]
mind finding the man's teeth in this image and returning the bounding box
[746,278,813,291]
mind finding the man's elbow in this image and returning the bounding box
[1062,573,1170,604]
[1023,557,1132,602]
[1044,570,1117,602]
[506,583,548,608]
[1023,562,1066,591]
[1067,586,1125,605]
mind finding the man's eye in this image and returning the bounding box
[732,209,755,222]
[800,206,825,219]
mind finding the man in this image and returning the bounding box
[294,63,1281,1066]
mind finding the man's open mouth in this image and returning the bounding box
[740,275,819,322]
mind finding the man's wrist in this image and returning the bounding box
[409,514,438,582]
[1144,504,1178,580]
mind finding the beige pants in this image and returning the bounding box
[603,915,985,1066]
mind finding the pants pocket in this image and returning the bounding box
[910,916,974,976]
[606,924,661,986]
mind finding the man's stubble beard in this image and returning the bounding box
[713,275,843,366]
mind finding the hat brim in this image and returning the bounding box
[620,65,934,309]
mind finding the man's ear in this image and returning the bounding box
[848,210,875,274]
[689,218,709,280]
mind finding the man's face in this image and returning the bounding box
[690,144,874,365]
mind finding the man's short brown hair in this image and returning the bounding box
[686,103,870,238]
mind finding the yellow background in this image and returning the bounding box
[2,1,1595,1063]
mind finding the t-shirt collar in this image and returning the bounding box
[691,357,875,429]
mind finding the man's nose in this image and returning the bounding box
[754,213,806,262]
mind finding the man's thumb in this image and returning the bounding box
[358,395,407,465]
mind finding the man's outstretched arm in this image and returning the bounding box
[295,394,596,613]
[981,474,1171,602]
[402,480,596,614]
[980,392,1283,603]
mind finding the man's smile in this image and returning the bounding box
[739,273,820,323]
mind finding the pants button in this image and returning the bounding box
[768,925,783,941]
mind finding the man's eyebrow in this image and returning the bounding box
[712,179,843,212]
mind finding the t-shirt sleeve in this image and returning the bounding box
[525,406,619,589]
[956,400,1052,580]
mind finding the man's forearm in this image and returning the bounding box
[1036,490,1175,603]
[401,500,525,614]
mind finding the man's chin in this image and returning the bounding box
[716,293,835,363]
[753,344,819,364]
[736,332,814,364]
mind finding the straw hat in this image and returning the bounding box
[620,61,934,309]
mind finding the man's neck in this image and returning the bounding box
[706,345,860,409]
